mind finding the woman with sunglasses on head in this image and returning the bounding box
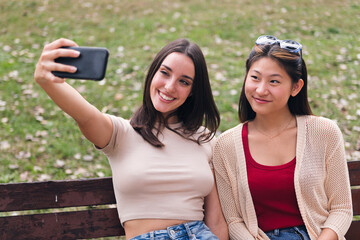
[34,38,228,240]
[213,35,352,240]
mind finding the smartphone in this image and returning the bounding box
[52,46,109,81]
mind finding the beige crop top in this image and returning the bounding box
[98,115,215,225]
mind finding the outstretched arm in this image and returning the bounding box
[34,38,112,148]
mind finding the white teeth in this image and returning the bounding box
[159,91,175,101]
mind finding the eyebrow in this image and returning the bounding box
[161,64,194,81]
[252,70,283,78]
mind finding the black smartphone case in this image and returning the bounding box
[52,47,109,81]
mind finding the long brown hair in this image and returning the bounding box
[238,44,312,122]
[130,38,220,147]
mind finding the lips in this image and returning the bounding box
[159,90,175,101]
[253,96,271,103]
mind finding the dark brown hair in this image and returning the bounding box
[130,38,220,147]
[238,44,312,122]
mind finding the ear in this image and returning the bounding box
[291,79,304,97]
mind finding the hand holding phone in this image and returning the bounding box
[52,46,109,81]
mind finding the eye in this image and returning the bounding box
[270,80,280,84]
[250,75,259,80]
[179,79,190,86]
[160,70,169,76]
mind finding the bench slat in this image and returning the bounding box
[0,208,123,240]
[0,177,116,212]
[348,160,360,186]
[351,188,360,215]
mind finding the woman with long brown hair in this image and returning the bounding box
[34,38,228,240]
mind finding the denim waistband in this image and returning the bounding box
[130,221,205,240]
[265,225,310,240]
[265,225,307,234]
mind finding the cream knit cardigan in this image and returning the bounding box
[213,115,353,240]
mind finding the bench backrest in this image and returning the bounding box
[346,160,360,239]
[0,177,124,239]
[0,160,359,239]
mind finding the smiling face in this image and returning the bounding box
[244,57,303,117]
[150,52,195,123]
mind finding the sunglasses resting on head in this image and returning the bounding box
[255,35,303,56]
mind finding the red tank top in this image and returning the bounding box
[242,123,304,232]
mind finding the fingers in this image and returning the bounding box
[39,60,77,75]
[34,62,70,84]
[43,38,78,51]
[41,47,80,62]
[35,38,80,84]
[51,61,77,73]
[35,59,77,83]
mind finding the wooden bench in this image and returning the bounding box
[0,160,359,239]
[0,177,124,239]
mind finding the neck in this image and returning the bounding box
[158,113,179,125]
[252,112,295,139]
[255,112,294,128]
[165,115,179,124]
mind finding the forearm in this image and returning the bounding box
[206,219,228,240]
[37,80,112,147]
[204,172,229,240]
[36,80,98,124]
[204,204,228,240]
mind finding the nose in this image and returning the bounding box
[164,78,176,93]
[256,81,268,95]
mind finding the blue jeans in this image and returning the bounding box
[265,225,310,240]
[130,221,219,240]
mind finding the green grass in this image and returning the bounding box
[1,0,360,183]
